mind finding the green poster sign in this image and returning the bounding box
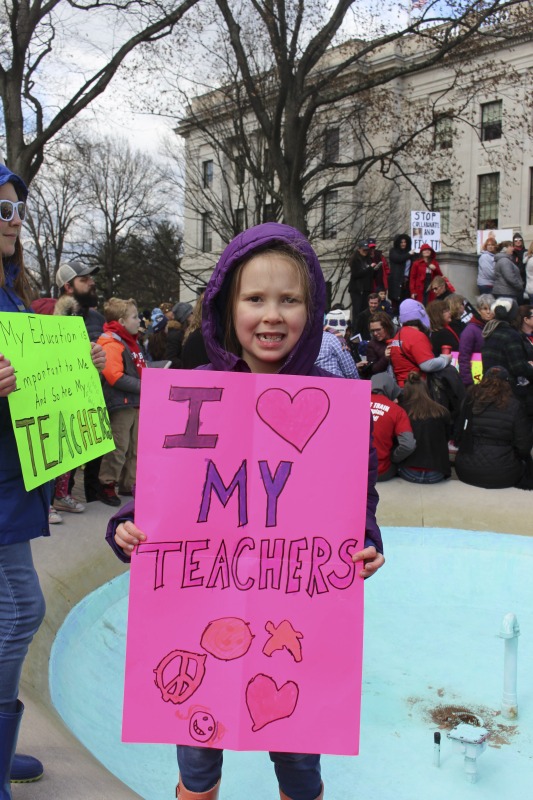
[0,312,115,491]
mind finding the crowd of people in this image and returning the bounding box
[1,153,531,800]
[334,231,533,488]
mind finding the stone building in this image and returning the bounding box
[177,20,533,304]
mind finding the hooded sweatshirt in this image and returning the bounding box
[105,223,383,560]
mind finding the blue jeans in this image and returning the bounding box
[176,746,321,800]
[477,284,494,295]
[398,466,445,484]
[0,542,46,713]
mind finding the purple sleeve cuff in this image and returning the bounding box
[364,416,383,554]
[105,500,135,563]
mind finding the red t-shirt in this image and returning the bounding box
[390,326,434,387]
[370,396,413,474]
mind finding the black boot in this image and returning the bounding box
[0,700,23,800]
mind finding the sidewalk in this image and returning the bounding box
[14,478,532,799]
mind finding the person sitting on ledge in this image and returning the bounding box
[454,366,533,490]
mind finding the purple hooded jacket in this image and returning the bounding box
[106,223,382,558]
[458,318,484,386]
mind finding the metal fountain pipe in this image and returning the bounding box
[498,612,519,720]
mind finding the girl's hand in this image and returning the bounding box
[0,355,17,397]
[352,546,385,578]
[91,342,106,372]
[115,521,147,553]
[385,345,392,358]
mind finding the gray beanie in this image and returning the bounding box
[172,302,193,324]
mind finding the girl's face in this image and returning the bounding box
[434,284,445,297]
[233,253,308,374]
[443,309,452,324]
[121,306,141,336]
[0,182,23,259]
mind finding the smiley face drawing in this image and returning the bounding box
[189,711,217,743]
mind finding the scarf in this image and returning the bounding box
[104,320,146,377]
[482,319,503,339]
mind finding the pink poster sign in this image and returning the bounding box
[123,369,370,755]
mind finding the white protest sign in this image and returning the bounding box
[411,211,441,252]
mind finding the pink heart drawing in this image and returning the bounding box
[256,388,330,452]
[246,673,299,732]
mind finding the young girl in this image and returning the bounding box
[107,222,385,800]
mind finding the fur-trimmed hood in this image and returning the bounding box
[53,295,80,316]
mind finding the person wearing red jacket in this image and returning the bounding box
[409,244,443,305]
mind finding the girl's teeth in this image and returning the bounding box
[259,334,282,341]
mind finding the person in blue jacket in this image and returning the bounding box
[0,164,104,798]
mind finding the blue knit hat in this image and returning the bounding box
[151,307,167,333]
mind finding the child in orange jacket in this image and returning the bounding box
[97,297,145,506]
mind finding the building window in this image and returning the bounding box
[236,208,245,233]
[529,168,533,226]
[431,180,451,234]
[263,202,277,223]
[434,117,452,150]
[202,160,213,189]
[323,190,338,239]
[481,101,502,142]
[235,155,245,185]
[201,212,212,252]
[324,128,340,162]
[478,173,500,229]
[263,147,273,180]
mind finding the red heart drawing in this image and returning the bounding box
[246,673,299,732]
[256,388,330,452]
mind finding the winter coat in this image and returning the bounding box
[482,321,533,388]
[458,318,484,386]
[348,250,374,294]
[409,250,443,304]
[525,255,533,297]
[477,251,495,288]
[512,246,527,285]
[388,234,412,302]
[106,222,383,561]
[31,297,57,314]
[31,293,104,340]
[165,320,184,368]
[492,252,524,300]
[365,338,390,375]
[455,395,532,489]
[400,413,451,477]
[182,328,210,369]
[430,327,460,358]
[1,223,51,543]
[97,331,142,413]
[370,249,390,292]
